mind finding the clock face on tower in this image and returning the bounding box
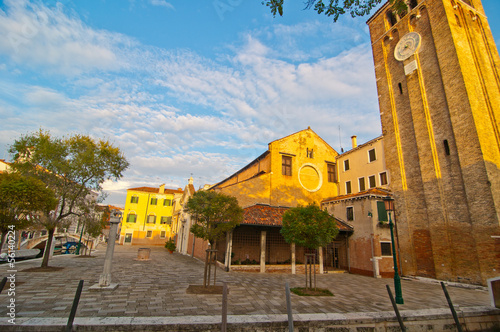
[394,32,422,61]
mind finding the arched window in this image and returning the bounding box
[387,10,397,27]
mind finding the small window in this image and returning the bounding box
[146,230,153,238]
[327,163,336,182]
[161,216,172,225]
[150,198,157,205]
[126,214,137,223]
[130,196,139,204]
[444,140,450,155]
[377,201,388,221]
[381,242,392,256]
[146,215,156,224]
[369,175,376,188]
[306,148,314,158]
[368,149,377,162]
[346,206,354,221]
[346,181,352,194]
[380,172,388,186]
[358,177,366,192]
[344,159,350,171]
[387,10,397,26]
[160,231,166,239]
[398,82,403,95]
[163,199,172,206]
[282,155,292,176]
[409,0,418,10]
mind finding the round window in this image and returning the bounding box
[298,163,323,192]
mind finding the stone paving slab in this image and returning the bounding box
[0,244,497,326]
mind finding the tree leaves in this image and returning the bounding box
[186,190,243,245]
[281,204,338,249]
[264,0,406,22]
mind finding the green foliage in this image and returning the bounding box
[165,239,176,252]
[0,172,58,253]
[262,0,406,22]
[280,204,338,249]
[290,287,334,296]
[186,191,243,245]
[8,129,129,266]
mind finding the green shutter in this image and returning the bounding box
[377,201,388,221]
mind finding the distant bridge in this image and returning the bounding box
[24,232,96,250]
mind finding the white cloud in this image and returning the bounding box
[149,0,174,10]
[0,0,132,75]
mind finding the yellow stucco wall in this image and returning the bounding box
[336,137,389,195]
[120,187,178,245]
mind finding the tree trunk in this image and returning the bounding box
[0,231,6,254]
[41,228,55,268]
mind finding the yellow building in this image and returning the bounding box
[119,184,183,245]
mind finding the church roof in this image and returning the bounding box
[322,187,391,204]
[128,186,183,194]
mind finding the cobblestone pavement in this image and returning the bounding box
[0,244,492,323]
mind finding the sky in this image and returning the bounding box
[1,0,499,207]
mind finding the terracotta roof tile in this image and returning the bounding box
[322,187,391,203]
[128,186,183,194]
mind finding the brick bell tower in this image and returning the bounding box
[367,0,500,285]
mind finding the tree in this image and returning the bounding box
[187,191,243,246]
[9,130,129,267]
[0,172,58,254]
[281,204,338,289]
[186,190,243,287]
[262,0,408,22]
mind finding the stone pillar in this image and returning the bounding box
[291,243,296,275]
[318,246,324,274]
[93,217,120,289]
[260,231,266,273]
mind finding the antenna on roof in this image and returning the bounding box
[339,125,344,153]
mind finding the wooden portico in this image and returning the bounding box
[216,204,353,274]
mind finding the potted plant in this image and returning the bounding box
[165,239,176,254]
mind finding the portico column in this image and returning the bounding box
[291,243,296,274]
[260,230,266,273]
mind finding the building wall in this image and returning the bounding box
[120,187,178,245]
[336,137,389,195]
[323,193,396,278]
[267,129,340,207]
[367,0,500,285]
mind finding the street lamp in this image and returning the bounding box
[384,195,404,304]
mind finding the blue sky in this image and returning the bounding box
[1,0,499,207]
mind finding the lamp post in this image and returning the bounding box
[384,195,404,304]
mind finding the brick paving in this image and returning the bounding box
[0,244,492,323]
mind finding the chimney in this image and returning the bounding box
[159,183,165,194]
[351,135,357,149]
